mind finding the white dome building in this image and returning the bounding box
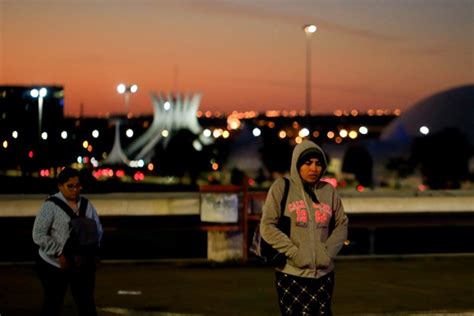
[380,85,474,145]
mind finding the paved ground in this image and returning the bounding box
[1,255,474,316]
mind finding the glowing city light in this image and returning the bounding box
[193,140,203,151]
[304,24,317,34]
[30,88,47,98]
[40,169,50,177]
[299,128,310,138]
[126,129,134,138]
[30,89,39,98]
[133,159,145,168]
[252,128,261,137]
[92,130,100,138]
[41,132,48,140]
[420,126,430,135]
[61,131,68,139]
[91,157,99,167]
[213,129,223,138]
[117,84,126,94]
[349,130,358,139]
[203,129,212,137]
[359,126,368,135]
[12,131,18,139]
[133,171,145,181]
[227,115,241,130]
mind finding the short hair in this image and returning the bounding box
[57,167,80,185]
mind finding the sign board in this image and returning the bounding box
[200,193,239,223]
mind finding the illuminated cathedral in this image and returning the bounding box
[103,92,208,166]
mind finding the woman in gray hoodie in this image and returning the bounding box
[260,140,348,315]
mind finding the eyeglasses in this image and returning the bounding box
[65,183,82,190]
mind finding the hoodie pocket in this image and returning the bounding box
[289,247,311,269]
[315,242,331,269]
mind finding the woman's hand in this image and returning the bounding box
[315,242,331,268]
[58,254,70,269]
[290,249,311,268]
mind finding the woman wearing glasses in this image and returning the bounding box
[32,167,103,316]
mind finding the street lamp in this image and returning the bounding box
[303,24,317,116]
[117,83,138,114]
[30,87,47,137]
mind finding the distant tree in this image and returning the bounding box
[386,157,415,178]
[260,132,292,174]
[342,144,373,187]
[230,167,245,186]
[255,167,267,185]
[159,129,201,181]
[410,127,471,189]
[154,129,232,184]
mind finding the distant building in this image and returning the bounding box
[0,85,64,143]
[0,85,403,182]
[381,85,474,145]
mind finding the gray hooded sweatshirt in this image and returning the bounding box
[32,192,103,268]
[260,140,349,278]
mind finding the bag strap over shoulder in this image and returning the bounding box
[280,177,290,215]
[47,196,88,218]
[78,197,88,217]
[276,177,291,237]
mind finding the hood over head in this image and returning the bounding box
[290,140,327,187]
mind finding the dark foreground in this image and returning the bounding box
[2,255,474,316]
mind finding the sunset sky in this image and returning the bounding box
[1,0,473,117]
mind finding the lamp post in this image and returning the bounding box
[117,83,138,114]
[303,24,317,117]
[30,87,47,138]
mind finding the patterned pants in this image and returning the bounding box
[275,271,335,316]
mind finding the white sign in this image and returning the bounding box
[200,193,239,223]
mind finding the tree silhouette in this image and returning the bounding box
[260,132,292,174]
[411,127,470,189]
[159,129,201,181]
[342,144,373,187]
